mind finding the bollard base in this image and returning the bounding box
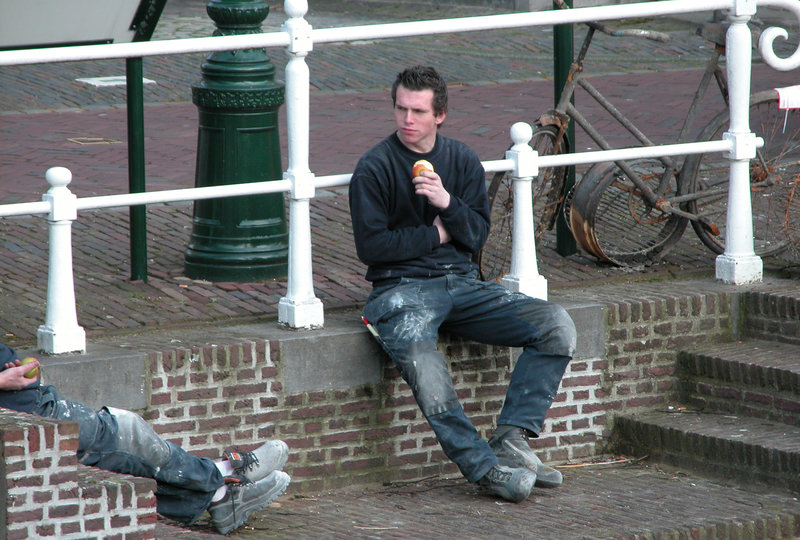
[37,325,86,355]
[184,249,288,282]
[715,253,763,284]
[184,203,288,282]
[501,274,548,301]
[278,296,324,329]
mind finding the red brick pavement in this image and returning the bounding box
[155,460,800,539]
[3,64,800,347]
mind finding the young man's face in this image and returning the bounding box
[393,85,446,154]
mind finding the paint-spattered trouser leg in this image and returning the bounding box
[33,385,224,523]
[364,275,576,483]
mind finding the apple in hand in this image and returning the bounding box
[412,159,434,178]
[21,357,39,379]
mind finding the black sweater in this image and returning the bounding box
[349,133,490,284]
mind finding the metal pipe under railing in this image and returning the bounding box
[0,137,737,220]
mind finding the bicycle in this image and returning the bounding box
[478,8,800,280]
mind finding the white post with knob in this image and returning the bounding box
[37,167,86,354]
[501,122,548,300]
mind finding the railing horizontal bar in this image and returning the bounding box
[75,179,294,211]
[538,139,739,168]
[0,201,50,218]
[314,174,352,190]
[0,0,732,67]
[311,0,730,44]
[0,33,291,66]
[484,159,515,173]
[0,138,745,218]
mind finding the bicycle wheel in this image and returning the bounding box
[680,90,800,257]
[478,125,569,281]
[569,159,688,266]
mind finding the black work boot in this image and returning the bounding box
[478,464,536,503]
[488,426,563,488]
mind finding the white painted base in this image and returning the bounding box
[37,325,86,355]
[502,274,548,300]
[715,253,763,284]
[278,297,325,329]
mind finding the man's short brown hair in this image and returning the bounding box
[391,65,448,117]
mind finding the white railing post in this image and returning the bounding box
[278,0,324,329]
[501,122,548,300]
[715,0,763,284]
[37,167,86,354]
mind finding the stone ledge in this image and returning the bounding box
[21,301,606,410]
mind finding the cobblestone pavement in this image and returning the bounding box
[2,13,799,347]
[3,1,800,538]
[152,458,800,539]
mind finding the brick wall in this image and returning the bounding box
[141,290,734,494]
[0,409,156,539]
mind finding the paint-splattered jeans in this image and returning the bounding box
[364,274,576,483]
[33,385,223,523]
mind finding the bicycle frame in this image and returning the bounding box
[539,22,730,223]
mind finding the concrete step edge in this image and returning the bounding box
[677,339,800,426]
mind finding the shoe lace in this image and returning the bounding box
[230,484,242,525]
[508,427,531,443]
[486,466,512,484]
[236,451,260,473]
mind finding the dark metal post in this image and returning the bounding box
[126,57,148,282]
[185,0,288,281]
[554,0,577,256]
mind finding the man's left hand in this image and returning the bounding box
[413,170,451,210]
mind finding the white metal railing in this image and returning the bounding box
[0,0,798,353]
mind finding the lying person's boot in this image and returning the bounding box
[488,426,563,488]
[208,470,290,534]
[478,464,536,503]
[223,440,289,483]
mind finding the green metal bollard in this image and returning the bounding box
[185,0,288,281]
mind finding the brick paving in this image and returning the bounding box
[152,459,800,538]
[3,1,800,538]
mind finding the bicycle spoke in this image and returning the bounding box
[682,91,800,257]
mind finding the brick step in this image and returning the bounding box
[611,409,800,493]
[740,290,800,345]
[677,340,800,427]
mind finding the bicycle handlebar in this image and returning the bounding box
[587,21,670,43]
[553,0,670,43]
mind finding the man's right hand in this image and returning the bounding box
[0,359,39,390]
[433,215,451,244]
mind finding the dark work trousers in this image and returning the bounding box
[363,274,576,483]
[33,385,224,523]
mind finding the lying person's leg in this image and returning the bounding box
[34,386,290,530]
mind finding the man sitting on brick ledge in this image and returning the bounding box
[349,65,577,503]
[0,343,290,535]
